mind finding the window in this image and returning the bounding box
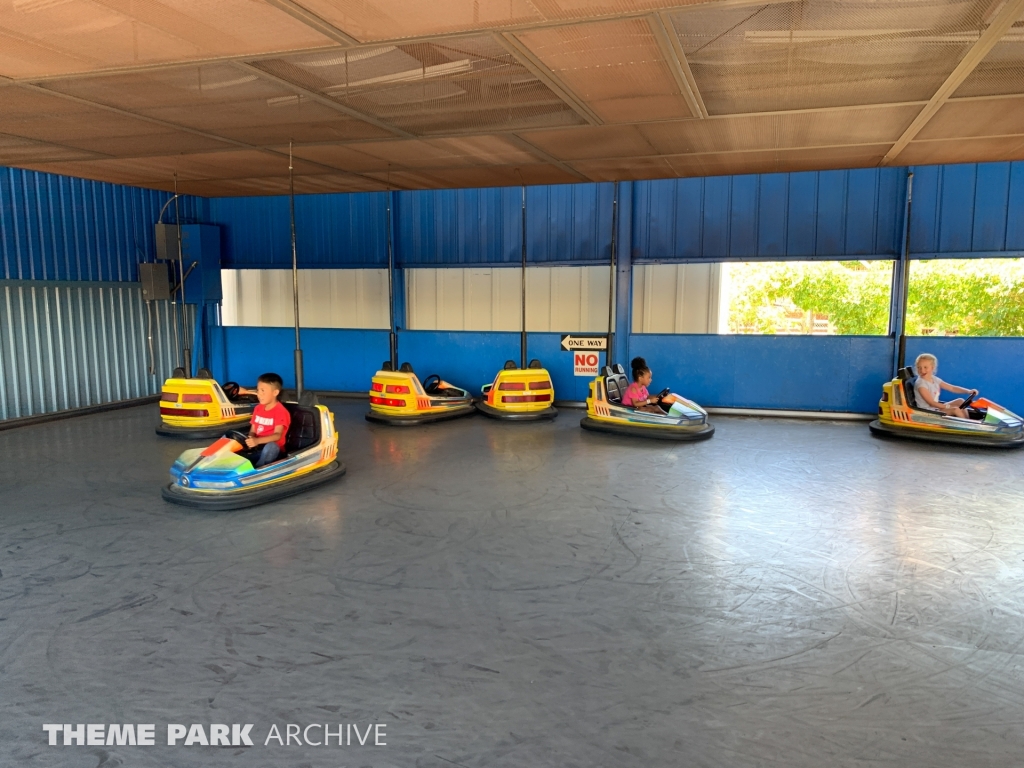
[406,266,611,332]
[906,258,1024,337]
[634,261,893,335]
[221,269,389,329]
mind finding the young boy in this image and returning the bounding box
[244,373,290,467]
[913,353,977,419]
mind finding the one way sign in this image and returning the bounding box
[560,334,608,351]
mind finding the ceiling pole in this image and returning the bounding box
[289,140,304,398]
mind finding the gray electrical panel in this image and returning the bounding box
[154,222,179,262]
[140,262,171,301]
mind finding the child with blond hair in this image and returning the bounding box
[913,353,977,419]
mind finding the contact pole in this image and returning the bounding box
[606,182,618,365]
[173,174,190,377]
[290,141,304,398]
[386,167,397,369]
[894,170,914,374]
[519,174,527,368]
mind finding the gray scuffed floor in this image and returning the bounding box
[2,400,1024,767]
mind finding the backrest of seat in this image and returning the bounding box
[381,360,393,371]
[528,359,542,369]
[605,371,629,404]
[503,360,517,370]
[172,366,186,378]
[602,365,614,377]
[400,362,414,373]
[197,368,213,379]
[613,364,626,375]
[284,404,321,452]
[903,376,918,408]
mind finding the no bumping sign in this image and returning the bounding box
[573,351,600,377]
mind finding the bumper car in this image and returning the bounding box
[366,362,476,426]
[156,367,257,439]
[869,367,1024,448]
[476,359,557,421]
[580,364,714,441]
[162,393,345,511]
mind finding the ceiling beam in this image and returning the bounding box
[881,0,1024,165]
[648,12,708,119]
[504,133,591,181]
[260,0,360,46]
[232,61,415,139]
[494,32,603,126]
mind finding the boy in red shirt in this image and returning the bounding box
[243,372,291,467]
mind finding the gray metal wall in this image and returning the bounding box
[0,281,190,421]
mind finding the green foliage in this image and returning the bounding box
[726,258,1024,337]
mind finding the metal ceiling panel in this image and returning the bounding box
[0,0,335,79]
[670,0,988,114]
[249,36,586,135]
[953,35,1024,98]
[898,135,1024,165]
[41,65,391,145]
[518,18,694,122]
[918,94,1024,139]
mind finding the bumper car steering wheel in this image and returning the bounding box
[422,374,442,394]
[960,391,978,410]
[222,381,240,399]
[225,430,250,448]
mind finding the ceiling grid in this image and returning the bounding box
[0,0,1021,195]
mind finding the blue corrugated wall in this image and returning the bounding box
[1,167,204,282]
[5,161,1024,419]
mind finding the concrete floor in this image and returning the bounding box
[3,400,1024,768]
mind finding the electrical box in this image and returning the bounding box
[153,223,222,304]
[154,222,178,262]
[139,262,171,301]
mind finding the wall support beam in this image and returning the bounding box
[882,0,1024,165]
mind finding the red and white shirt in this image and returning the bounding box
[251,402,290,450]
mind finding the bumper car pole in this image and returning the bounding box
[289,141,304,399]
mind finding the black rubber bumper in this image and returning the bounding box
[155,420,249,440]
[475,401,558,421]
[365,406,476,426]
[869,419,1024,449]
[580,416,715,442]
[161,460,347,511]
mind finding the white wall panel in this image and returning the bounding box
[632,264,725,334]
[221,269,389,329]
[407,266,611,332]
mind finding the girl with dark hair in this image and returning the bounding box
[622,357,679,413]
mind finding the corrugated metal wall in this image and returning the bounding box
[210,192,388,269]
[910,163,1024,256]
[0,166,204,282]
[0,283,189,420]
[631,168,906,262]
[0,166,203,422]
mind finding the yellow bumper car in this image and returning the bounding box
[476,359,557,421]
[156,368,257,440]
[869,367,1024,448]
[580,364,714,441]
[366,362,476,426]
